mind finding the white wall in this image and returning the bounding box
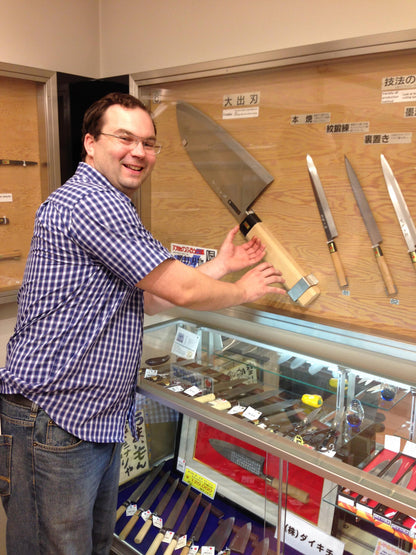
[99,0,416,76]
[0,0,101,77]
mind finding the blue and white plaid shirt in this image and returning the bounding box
[1,163,173,442]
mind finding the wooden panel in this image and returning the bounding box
[142,49,416,342]
[0,76,44,292]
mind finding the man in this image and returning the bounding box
[0,93,285,554]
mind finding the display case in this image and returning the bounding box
[111,315,416,555]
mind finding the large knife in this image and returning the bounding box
[380,154,416,270]
[164,492,202,555]
[145,484,191,555]
[134,477,180,543]
[179,501,211,555]
[209,438,309,503]
[344,155,397,296]
[176,101,320,307]
[307,154,348,288]
[204,516,235,553]
[116,463,162,521]
[118,470,170,540]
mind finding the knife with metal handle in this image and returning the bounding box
[380,154,416,270]
[344,155,397,296]
[176,101,320,307]
[209,438,309,503]
[307,154,348,287]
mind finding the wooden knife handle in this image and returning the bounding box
[410,251,416,270]
[134,517,152,543]
[164,537,178,555]
[269,477,309,504]
[116,504,127,522]
[146,530,164,555]
[241,215,320,307]
[373,246,397,296]
[328,241,348,288]
[119,512,140,540]
[180,543,191,555]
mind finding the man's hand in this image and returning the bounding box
[201,226,266,280]
[235,262,286,303]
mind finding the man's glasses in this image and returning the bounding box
[100,133,162,155]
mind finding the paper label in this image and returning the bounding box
[163,530,174,543]
[177,535,187,549]
[144,368,158,379]
[142,510,151,521]
[171,328,200,360]
[403,440,416,457]
[153,515,163,528]
[183,466,217,499]
[184,386,201,397]
[126,504,137,516]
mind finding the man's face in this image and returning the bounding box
[84,104,157,198]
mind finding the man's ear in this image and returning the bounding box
[84,133,95,158]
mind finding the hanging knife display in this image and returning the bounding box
[209,438,309,504]
[380,154,416,270]
[344,155,397,296]
[306,154,348,288]
[176,101,320,307]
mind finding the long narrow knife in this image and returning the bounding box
[179,502,211,555]
[164,493,202,555]
[118,470,170,540]
[176,101,320,307]
[344,155,397,296]
[307,154,348,287]
[380,154,416,270]
[209,438,309,503]
[134,477,180,543]
[116,464,162,521]
[145,484,191,555]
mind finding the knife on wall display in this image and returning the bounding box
[380,154,416,270]
[176,101,320,308]
[344,155,397,296]
[306,155,348,288]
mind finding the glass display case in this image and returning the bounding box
[111,316,416,555]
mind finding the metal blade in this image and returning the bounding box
[176,101,273,223]
[175,493,202,537]
[164,483,191,529]
[229,522,252,553]
[139,470,170,510]
[366,459,392,476]
[381,154,416,252]
[190,502,211,542]
[116,463,162,519]
[206,517,235,551]
[344,156,382,247]
[210,438,265,476]
[252,537,270,555]
[307,154,338,241]
[381,458,404,481]
[397,468,413,488]
[153,477,180,516]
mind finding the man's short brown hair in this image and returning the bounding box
[80,92,156,161]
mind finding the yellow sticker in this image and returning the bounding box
[183,467,217,499]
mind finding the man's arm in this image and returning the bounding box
[139,257,285,314]
[143,227,269,315]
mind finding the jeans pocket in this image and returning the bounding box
[0,434,12,496]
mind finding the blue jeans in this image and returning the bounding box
[0,395,122,555]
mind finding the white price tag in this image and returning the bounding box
[144,368,158,379]
[228,404,245,415]
[177,535,187,549]
[171,328,200,360]
[126,503,137,516]
[153,515,163,528]
[184,385,201,397]
[168,385,184,393]
[201,547,215,555]
[189,546,199,555]
[163,530,175,543]
[242,406,262,421]
[141,510,151,521]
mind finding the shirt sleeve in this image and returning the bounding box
[68,187,174,287]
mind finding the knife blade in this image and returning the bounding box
[164,493,202,555]
[209,438,309,504]
[116,463,162,521]
[252,537,270,555]
[344,155,397,295]
[381,458,405,482]
[205,517,235,552]
[134,477,180,543]
[380,154,416,269]
[229,522,252,553]
[307,154,348,287]
[145,484,191,555]
[176,101,320,307]
[118,470,170,540]
[179,502,211,555]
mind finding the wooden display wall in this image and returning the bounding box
[141,49,416,343]
[0,76,45,292]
